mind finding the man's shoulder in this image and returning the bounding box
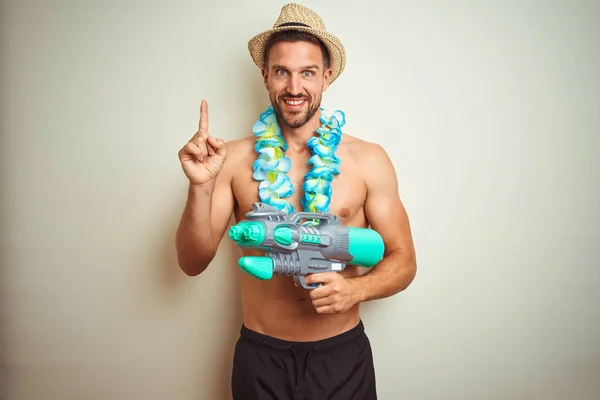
[223,136,256,162]
[341,133,387,160]
[218,136,255,177]
[342,134,397,191]
[225,135,255,152]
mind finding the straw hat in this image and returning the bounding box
[247,3,346,84]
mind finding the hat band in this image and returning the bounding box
[277,22,310,28]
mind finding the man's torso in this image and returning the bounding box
[227,133,372,341]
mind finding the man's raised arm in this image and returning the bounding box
[352,143,417,300]
[175,100,235,276]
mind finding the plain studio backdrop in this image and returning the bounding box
[1,0,599,399]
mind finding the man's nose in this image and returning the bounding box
[287,74,302,95]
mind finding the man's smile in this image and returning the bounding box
[282,98,307,108]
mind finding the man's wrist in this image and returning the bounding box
[189,181,215,195]
[350,275,370,304]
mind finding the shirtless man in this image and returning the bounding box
[175,4,416,399]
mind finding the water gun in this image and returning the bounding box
[227,202,385,289]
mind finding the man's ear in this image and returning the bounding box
[261,67,270,90]
[322,67,333,91]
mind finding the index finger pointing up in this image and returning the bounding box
[199,100,209,136]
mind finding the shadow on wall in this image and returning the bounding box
[208,228,244,399]
[0,263,8,400]
[153,54,267,399]
[155,196,243,399]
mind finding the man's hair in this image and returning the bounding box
[263,30,331,69]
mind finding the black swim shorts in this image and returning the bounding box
[231,320,377,400]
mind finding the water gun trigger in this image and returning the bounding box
[294,275,321,290]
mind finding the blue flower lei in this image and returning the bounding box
[252,105,346,215]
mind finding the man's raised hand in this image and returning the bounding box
[178,100,227,187]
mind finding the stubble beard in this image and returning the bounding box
[271,93,321,129]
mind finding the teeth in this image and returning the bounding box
[285,99,304,105]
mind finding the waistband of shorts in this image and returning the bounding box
[239,320,365,351]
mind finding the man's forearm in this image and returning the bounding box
[175,183,217,276]
[351,249,417,302]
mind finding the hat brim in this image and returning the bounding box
[248,26,346,85]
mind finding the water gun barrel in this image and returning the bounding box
[229,223,384,267]
[346,226,385,267]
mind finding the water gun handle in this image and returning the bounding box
[287,211,337,225]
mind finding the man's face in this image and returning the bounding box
[262,40,332,129]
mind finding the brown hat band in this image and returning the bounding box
[277,22,310,28]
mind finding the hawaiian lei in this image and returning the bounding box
[252,105,346,215]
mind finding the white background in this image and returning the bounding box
[1,0,599,399]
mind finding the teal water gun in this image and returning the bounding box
[228,202,385,289]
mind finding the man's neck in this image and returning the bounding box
[280,110,321,153]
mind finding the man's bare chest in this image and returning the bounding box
[232,158,367,226]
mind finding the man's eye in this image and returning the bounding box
[277,69,287,75]
[304,71,314,76]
